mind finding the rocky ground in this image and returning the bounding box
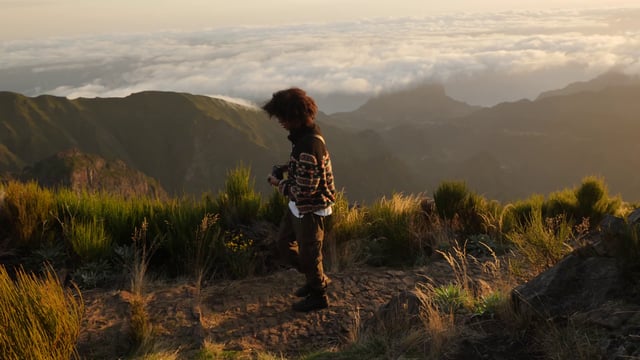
[77,258,496,359]
[76,226,640,359]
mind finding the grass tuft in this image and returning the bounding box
[0,265,84,360]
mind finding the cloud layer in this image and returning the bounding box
[1,7,639,112]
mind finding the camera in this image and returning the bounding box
[271,165,286,180]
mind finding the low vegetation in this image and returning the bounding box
[0,265,84,360]
[0,171,635,359]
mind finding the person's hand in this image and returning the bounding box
[267,174,280,186]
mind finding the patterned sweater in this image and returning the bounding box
[278,124,336,214]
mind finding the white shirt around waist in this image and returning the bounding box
[288,200,332,218]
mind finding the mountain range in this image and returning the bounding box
[2,72,640,203]
[0,90,413,202]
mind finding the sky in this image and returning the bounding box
[1,1,640,112]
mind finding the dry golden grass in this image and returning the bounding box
[0,265,84,360]
[127,219,158,356]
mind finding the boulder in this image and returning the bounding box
[362,289,425,335]
[512,250,624,318]
[628,208,640,225]
[599,214,626,235]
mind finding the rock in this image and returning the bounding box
[628,208,640,225]
[600,214,626,234]
[585,306,628,329]
[362,290,424,336]
[21,148,168,199]
[512,253,624,318]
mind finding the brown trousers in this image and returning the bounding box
[277,211,330,292]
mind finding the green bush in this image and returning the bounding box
[189,213,222,285]
[64,216,112,263]
[574,176,621,226]
[215,165,261,228]
[543,188,576,220]
[433,284,469,313]
[542,177,621,227]
[366,193,429,266]
[474,290,506,316]
[259,189,288,226]
[433,181,487,234]
[503,195,544,233]
[157,197,211,276]
[0,265,84,360]
[220,229,257,279]
[506,206,573,270]
[323,191,369,271]
[326,191,368,244]
[2,181,55,248]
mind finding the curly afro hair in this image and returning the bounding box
[262,87,318,127]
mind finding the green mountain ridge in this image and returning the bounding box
[3,73,640,203]
[374,80,640,201]
[0,91,414,203]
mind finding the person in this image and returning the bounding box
[263,87,336,312]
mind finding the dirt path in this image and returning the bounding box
[78,259,496,359]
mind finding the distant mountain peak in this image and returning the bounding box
[359,83,448,111]
[327,82,481,129]
[536,71,640,100]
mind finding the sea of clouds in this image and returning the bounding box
[1,7,639,112]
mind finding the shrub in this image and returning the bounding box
[259,189,288,226]
[506,207,573,270]
[158,197,210,276]
[433,181,487,234]
[129,296,153,354]
[574,176,621,226]
[220,229,256,279]
[64,216,112,263]
[1,181,55,248]
[434,181,472,220]
[0,265,84,360]
[324,191,369,271]
[215,165,261,228]
[54,188,170,249]
[503,194,544,233]
[474,290,507,316]
[73,259,114,289]
[366,193,429,266]
[190,213,221,287]
[327,191,368,244]
[543,177,621,227]
[433,284,469,313]
[543,188,576,220]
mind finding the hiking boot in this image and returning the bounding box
[292,293,329,312]
[294,278,331,297]
[294,284,311,298]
